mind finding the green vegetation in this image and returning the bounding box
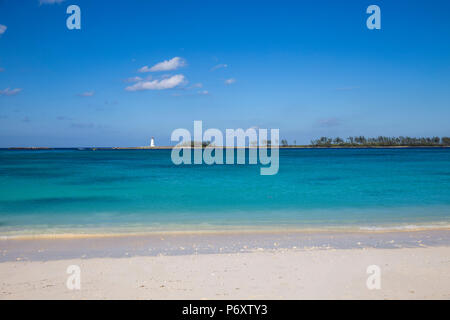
[179,137,450,148]
[308,136,450,147]
[179,140,213,147]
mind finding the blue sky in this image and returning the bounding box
[0,0,449,147]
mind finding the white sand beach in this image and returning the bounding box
[1,246,449,300]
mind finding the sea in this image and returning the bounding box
[0,148,449,237]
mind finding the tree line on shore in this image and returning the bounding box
[175,136,450,147]
[305,136,450,147]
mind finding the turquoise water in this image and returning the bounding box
[0,148,449,235]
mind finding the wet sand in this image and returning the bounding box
[1,229,449,262]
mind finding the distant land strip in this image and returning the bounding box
[4,136,450,150]
[4,145,450,150]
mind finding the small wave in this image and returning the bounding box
[358,223,450,232]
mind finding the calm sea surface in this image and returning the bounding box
[0,148,449,236]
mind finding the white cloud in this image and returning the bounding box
[159,74,173,79]
[139,57,186,73]
[138,66,151,73]
[198,90,209,95]
[0,88,22,96]
[39,0,65,4]
[125,74,186,91]
[78,91,95,97]
[211,64,228,71]
[0,25,7,35]
[124,76,143,83]
[224,78,236,85]
[190,83,203,88]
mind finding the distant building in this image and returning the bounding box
[150,137,155,147]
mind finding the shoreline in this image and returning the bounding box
[1,229,450,262]
[2,222,450,240]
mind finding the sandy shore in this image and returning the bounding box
[1,246,449,299]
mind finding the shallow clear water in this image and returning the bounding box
[0,148,449,235]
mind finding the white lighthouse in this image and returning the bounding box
[150,137,155,148]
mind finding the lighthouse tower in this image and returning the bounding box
[150,137,155,148]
